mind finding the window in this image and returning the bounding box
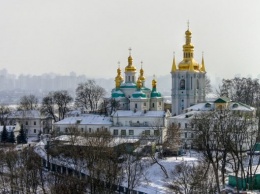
[178,123,181,128]
[26,121,28,125]
[129,130,134,135]
[34,129,36,133]
[185,132,187,138]
[135,103,137,109]
[145,130,150,136]
[185,123,188,128]
[154,130,159,136]
[89,128,92,133]
[34,121,36,125]
[191,133,194,139]
[81,128,84,133]
[144,102,146,106]
[159,102,161,106]
[121,130,126,136]
[152,103,155,108]
[97,128,99,132]
[180,79,185,90]
[113,129,118,135]
[65,128,68,133]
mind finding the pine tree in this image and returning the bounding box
[1,125,8,143]
[17,124,27,144]
[8,130,16,143]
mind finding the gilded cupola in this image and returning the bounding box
[178,25,200,72]
[115,63,124,89]
[125,48,137,72]
[151,76,161,98]
[138,62,146,85]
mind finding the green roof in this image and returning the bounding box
[132,91,147,98]
[111,89,125,98]
[120,85,137,88]
[151,88,162,98]
[214,97,231,103]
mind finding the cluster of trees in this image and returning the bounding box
[191,110,258,192]
[0,129,153,193]
[1,124,27,144]
[218,77,260,107]
[46,128,151,193]
[0,79,107,126]
[0,147,45,193]
[1,125,15,143]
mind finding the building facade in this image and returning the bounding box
[6,110,53,137]
[171,28,206,116]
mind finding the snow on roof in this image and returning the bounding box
[54,114,112,125]
[171,110,200,119]
[186,103,213,111]
[113,110,165,117]
[53,135,139,147]
[185,102,255,112]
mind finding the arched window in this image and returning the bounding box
[180,79,185,90]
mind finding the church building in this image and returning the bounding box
[110,49,169,140]
[111,48,164,112]
[171,27,206,116]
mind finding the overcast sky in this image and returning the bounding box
[0,0,259,79]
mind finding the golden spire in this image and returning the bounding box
[138,61,146,82]
[171,52,177,72]
[152,75,157,89]
[125,47,137,72]
[200,52,206,72]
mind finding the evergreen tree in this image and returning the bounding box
[8,131,16,143]
[17,124,27,144]
[1,125,8,143]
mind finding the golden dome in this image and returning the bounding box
[125,55,137,72]
[115,67,124,88]
[137,78,142,89]
[178,58,200,71]
[185,29,192,36]
[178,27,200,72]
[138,67,145,81]
[152,78,157,89]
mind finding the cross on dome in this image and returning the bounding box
[128,47,132,56]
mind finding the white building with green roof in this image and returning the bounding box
[110,49,166,141]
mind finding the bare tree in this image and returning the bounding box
[163,122,182,157]
[0,105,11,125]
[19,94,38,110]
[192,109,258,192]
[75,80,106,112]
[169,161,217,194]
[205,75,212,95]
[217,77,260,107]
[41,90,73,122]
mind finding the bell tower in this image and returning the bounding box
[171,27,206,116]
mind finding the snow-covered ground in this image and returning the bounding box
[133,153,199,194]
